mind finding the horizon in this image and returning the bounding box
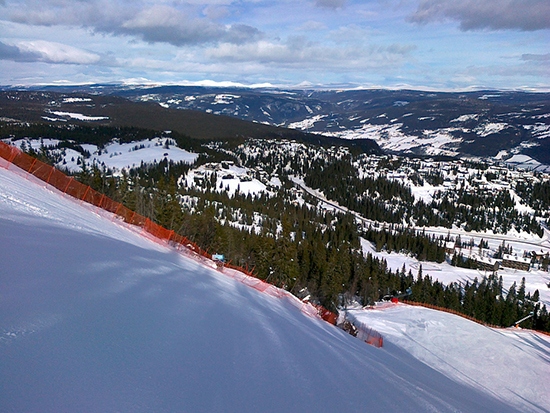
[1,79,550,94]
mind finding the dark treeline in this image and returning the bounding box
[434,188,542,235]
[363,226,446,263]
[0,122,201,152]
[303,156,445,226]
[515,180,550,215]
[409,271,549,331]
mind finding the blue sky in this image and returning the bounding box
[0,0,548,90]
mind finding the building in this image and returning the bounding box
[530,250,549,264]
[445,241,456,255]
[469,253,500,272]
[501,254,531,272]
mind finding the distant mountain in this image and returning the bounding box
[2,85,549,163]
[0,90,380,155]
[116,87,548,162]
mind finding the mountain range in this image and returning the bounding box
[4,84,548,164]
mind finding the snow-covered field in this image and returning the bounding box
[5,137,198,174]
[1,158,544,411]
[181,162,280,198]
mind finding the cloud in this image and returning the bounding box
[3,1,264,47]
[202,5,230,20]
[0,41,38,61]
[315,0,346,10]
[409,0,550,31]
[18,41,101,64]
[0,40,101,64]
[521,53,550,62]
[205,36,415,71]
[120,5,225,45]
[298,21,328,31]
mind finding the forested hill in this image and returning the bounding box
[0,90,380,154]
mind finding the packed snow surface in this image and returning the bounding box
[348,304,550,413]
[0,162,546,412]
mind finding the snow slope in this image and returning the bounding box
[0,163,536,412]
[6,137,198,174]
[348,304,550,413]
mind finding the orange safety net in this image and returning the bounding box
[65,178,89,200]
[0,142,16,162]
[82,187,104,208]
[48,168,72,193]
[28,159,53,182]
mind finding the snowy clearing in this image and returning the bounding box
[49,111,109,121]
[360,238,550,308]
[5,137,198,174]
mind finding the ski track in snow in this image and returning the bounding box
[0,161,548,412]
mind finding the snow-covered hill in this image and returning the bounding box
[0,162,547,412]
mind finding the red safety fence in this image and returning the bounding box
[345,313,384,348]
[403,300,550,338]
[0,142,354,337]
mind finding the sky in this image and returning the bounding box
[0,0,548,91]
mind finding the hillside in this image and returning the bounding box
[0,90,380,153]
[3,132,549,333]
[12,84,549,164]
[0,156,531,412]
[349,303,550,412]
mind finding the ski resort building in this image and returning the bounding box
[501,254,531,272]
[469,253,500,272]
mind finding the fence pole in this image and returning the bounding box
[26,158,38,179]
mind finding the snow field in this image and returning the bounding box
[6,137,198,174]
[348,304,550,412]
[360,238,550,308]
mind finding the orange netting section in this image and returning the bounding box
[345,313,384,348]
[0,142,355,340]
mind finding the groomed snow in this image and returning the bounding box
[0,162,526,412]
[348,304,550,413]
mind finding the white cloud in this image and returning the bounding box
[17,41,101,64]
[0,40,101,64]
[205,36,415,71]
[298,21,328,31]
[3,1,264,47]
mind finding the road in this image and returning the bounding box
[291,177,550,253]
